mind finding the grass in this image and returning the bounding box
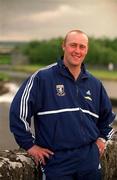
[0,55,11,64]
[11,65,117,81]
[0,72,10,81]
[89,69,117,81]
[10,65,43,73]
[0,63,117,81]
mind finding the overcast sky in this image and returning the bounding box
[0,0,117,41]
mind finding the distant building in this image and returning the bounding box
[0,42,29,65]
[0,47,13,55]
[108,62,114,71]
[11,48,29,65]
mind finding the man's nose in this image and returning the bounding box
[75,46,80,53]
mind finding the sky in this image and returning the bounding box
[0,0,117,41]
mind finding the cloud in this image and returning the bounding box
[0,0,117,41]
[29,5,86,23]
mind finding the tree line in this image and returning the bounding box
[21,37,117,66]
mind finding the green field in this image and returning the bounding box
[0,64,117,81]
[11,65,117,81]
[0,72,10,81]
[0,55,11,64]
[10,65,43,73]
[89,69,117,81]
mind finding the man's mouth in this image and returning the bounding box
[72,55,81,59]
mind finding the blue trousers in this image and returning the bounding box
[42,169,102,180]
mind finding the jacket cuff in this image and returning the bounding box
[22,142,35,151]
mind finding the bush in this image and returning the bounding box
[23,38,63,65]
[21,37,117,66]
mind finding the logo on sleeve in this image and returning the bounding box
[56,85,65,96]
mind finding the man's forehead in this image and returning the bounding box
[66,32,88,42]
[66,34,88,44]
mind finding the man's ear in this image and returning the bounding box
[62,42,65,51]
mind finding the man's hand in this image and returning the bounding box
[27,145,54,165]
[95,138,106,157]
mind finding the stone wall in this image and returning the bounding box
[0,149,41,180]
[0,138,117,180]
[0,82,9,95]
[101,140,117,180]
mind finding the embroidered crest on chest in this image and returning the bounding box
[56,84,65,96]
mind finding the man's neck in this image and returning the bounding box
[63,61,81,80]
[68,66,81,80]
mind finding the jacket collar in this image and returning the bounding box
[57,58,89,80]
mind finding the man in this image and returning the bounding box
[10,30,115,180]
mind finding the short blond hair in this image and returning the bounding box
[63,29,88,45]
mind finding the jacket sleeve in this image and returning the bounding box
[9,73,40,150]
[97,83,116,140]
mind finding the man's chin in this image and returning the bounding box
[71,63,81,67]
[72,59,82,66]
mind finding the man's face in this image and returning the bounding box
[62,32,88,67]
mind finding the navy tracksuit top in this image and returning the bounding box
[10,59,115,176]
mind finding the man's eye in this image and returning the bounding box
[80,45,85,49]
[70,44,76,47]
